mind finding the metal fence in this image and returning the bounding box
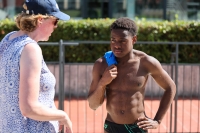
[39,40,200,133]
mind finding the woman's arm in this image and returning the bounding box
[19,43,70,122]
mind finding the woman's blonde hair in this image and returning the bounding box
[15,3,55,32]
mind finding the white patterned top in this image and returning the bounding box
[0,31,59,133]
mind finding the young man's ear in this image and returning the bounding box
[132,35,137,44]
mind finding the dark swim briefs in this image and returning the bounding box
[104,120,148,133]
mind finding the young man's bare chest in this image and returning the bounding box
[105,61,148,124]
[108,61,148,91]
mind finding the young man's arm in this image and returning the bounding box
[137,55,176,130]
[87,58,117,110]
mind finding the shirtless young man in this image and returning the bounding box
[87,17,176,133]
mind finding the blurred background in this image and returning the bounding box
[1,0,200,21]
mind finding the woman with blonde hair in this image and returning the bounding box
[0,0,72,132]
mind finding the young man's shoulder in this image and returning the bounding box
[95,56,104,64]
[94,56,107,68]
[133,49,146,57]
[133,49,160,65]
[92,57,108,75]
